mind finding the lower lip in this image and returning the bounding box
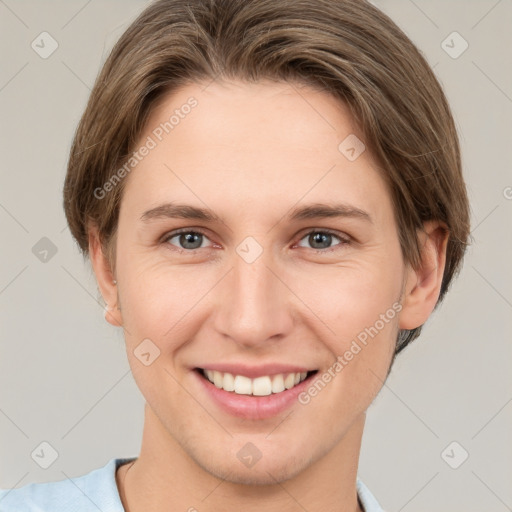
[194,370,316,420]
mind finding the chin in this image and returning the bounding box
[192,447,313,486]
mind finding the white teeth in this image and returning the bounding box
[234,375,252,395]
[284,373,296,389]
[213,370,223,389]
[252,376,272,396]
[271,374,285,393]
[223,372,235,392]
[203,369,310,395]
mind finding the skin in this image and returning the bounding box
[89,79,448,512]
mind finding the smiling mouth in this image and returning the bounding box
[196,368,318,396]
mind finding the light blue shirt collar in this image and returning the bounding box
[0,457,385,511]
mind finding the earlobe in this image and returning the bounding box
[104,303,122,326]
[398,221,449,330]
[88,221,123,327]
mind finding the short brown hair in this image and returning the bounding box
[63,0,471,354]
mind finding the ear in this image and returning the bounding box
[399,220,449,330]
[88,221,123,327]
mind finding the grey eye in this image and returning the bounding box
[297,231,345,251]
[167,231,209,250]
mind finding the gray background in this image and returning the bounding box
[1,1,511,510]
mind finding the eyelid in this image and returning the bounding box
[161,227,352,253]
[161,228,216,250]
[294,228,351,252]
[296,227,351,242]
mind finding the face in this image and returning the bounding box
[102,79,411,484]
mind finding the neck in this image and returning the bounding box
[117,404,366,512]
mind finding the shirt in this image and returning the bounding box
[0,457,385,511]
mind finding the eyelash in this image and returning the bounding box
[161,228,351,254]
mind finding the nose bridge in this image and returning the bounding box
[215,245,293,345]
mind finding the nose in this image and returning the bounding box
[212,247,294,349]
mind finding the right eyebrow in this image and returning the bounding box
[140,203,221,223]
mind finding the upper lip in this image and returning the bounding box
[196,363,316,379]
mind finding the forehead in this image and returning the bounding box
[120,79,393,227]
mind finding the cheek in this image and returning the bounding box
[292,256,403,343]
[116,255,218,349]
[289,250,402,399]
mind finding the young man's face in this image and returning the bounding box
[96,79,428,485]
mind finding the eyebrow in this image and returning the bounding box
[140,202,372,224]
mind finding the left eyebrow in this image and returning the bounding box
[287,202,373,224]
[139,201,373,224]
